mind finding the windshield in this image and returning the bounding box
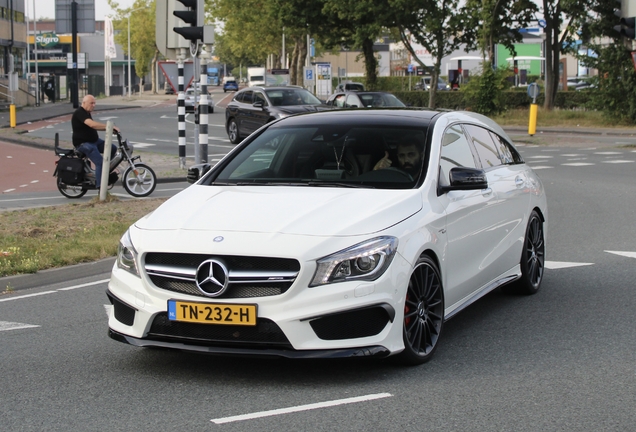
[265,89,323,106]
[208,124,428,190]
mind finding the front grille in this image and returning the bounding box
[310,306,392,340]
[147,312,292,348]
[144,253,300,299]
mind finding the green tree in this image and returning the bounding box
[108,0,159,93]
[321,0,394,90]
[392,0,476,108]
[575,1,636,122]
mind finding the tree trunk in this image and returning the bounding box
[362,38,377,90]
[290,38,300,85]
[543,0,561,110]
[151,49,158,94]
[297,38,307,88]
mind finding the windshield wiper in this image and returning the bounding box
[307,181,372,189]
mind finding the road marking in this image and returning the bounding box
[0,321,40,331]
[0,291,57,303]
[605,251,636,259]
[561,154,584,157]
[561,162,594,166]
[594,151,622,155]
[97,116,119,121]
[602,160,634,164]
[0,280,108,303]
[129,142,156,148]
[58,279,110,291]
[104,305,112,316]
[526,155,553,159]
[528,166,552,170]
[211,393,393,425]
[545,261,594,269]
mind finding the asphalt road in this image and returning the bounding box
[22,90,236,158]
[1,142,635,430]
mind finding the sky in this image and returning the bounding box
[29,0,136,21]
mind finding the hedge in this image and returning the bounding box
[331,76,593,110]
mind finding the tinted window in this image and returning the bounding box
[242,91,253,104]
[334,95,346,108]
[254,92,267,105]
[490,132,523,164]
[463,124,501,169]
[439,124,477,184]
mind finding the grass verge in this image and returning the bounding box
[491,107,631,128]
[0,195,167,278]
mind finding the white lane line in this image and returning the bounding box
[0,321,40,331]
[104,305,112,316]
[545,261,594,269]
[58,279,110,291]
[605,251,636,259]
[1,279,108,303]
[594,151,622,155]
[211,393,393,425]
[526,155,553,159]
[529,166,553,170]
[602,160,634,164]
[562,162,595,166]
[0,291,57,303]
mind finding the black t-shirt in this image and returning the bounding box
[72,107,99,148]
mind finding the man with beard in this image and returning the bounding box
[373,141,422,177]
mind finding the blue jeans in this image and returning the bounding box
[78,139,117,188]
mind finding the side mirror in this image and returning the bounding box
[187,163,211,184]
[253,101,264,108]
[438,167,488,194]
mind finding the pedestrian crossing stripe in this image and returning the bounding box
[605,251,636,259]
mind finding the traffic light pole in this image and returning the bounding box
[177,48,186,169]
[199,44,210,164]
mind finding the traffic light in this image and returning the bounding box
[614,0,636,39]
[173,0,204,42]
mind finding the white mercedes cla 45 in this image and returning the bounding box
[107,109,547,365]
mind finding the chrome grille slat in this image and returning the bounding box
[144,253,300,299]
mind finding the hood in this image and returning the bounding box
[135,185,422,237]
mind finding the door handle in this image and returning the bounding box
[515,177,525,187]
[481,187,493,197]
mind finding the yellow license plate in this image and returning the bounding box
[168,300,257,326]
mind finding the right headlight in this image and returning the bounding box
[116,229,139,277]
[310,237,398,287]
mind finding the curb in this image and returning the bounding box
[1,257,116,292]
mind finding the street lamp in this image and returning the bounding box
[127,7,144,98]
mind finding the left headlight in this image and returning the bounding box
[116,229,139,277]
[310,236,398,287]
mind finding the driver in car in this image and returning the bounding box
[373,142,422,177]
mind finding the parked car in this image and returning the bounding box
[415,76,450,91]
[325,91,406,108]
[335,81,365,92]
[223,78,239,92]
[225,86,332,144]
[184,88,214,113]
[107,108,547,365]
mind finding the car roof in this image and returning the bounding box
[241,85,305,91]
[269,108,442,128]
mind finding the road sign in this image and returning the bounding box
[538,19,547,28]
[305,69,313,80]
[407,64,413,73]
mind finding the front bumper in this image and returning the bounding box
[108,328,390,359]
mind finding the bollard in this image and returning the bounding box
[10,104,16,128]
[526,83,540,137]
[528,103,538,136]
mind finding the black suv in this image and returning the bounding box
[225,86,331,144]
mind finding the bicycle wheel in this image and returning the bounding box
[57,177,87,199]
[122,163,157,197]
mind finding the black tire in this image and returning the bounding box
[57,177,87,199]
[508,210,545,295]
[122,163,157,197]
[397,255,445,365]
[227,119,241,144]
